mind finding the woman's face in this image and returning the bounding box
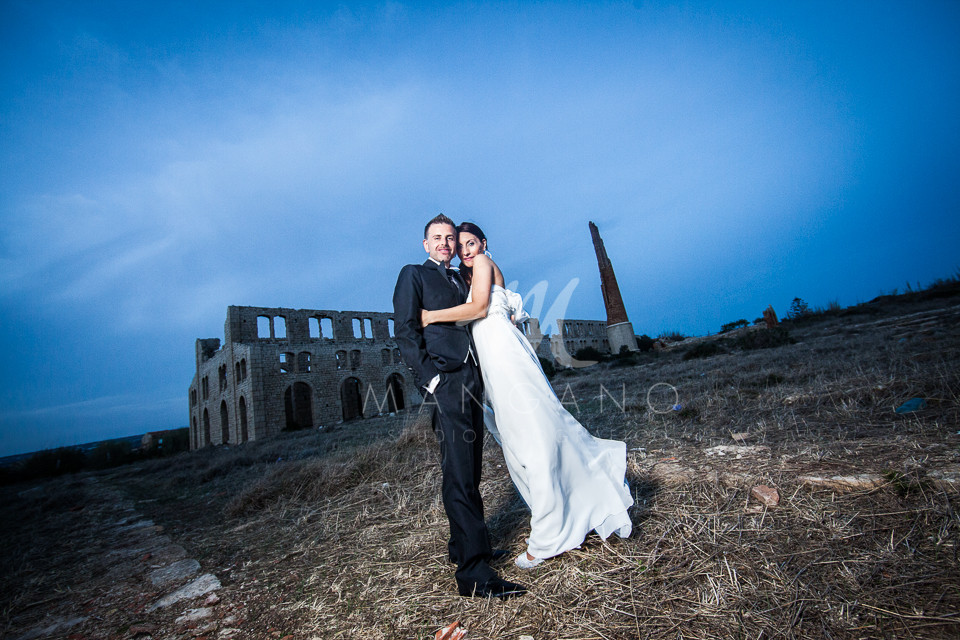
[457,231,486,266]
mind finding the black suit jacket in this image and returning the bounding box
[393,260,472,391]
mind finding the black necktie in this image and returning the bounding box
[447,268,463,296]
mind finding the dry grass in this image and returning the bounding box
[2,295,959,639]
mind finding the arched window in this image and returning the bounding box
[386,373,405,413]
[340,377,363,421]
[350,350,362,370]
[283,382,313,430]
[336,350,347,370]
[298,351,311,373]
[220,401,229,444]
[202,409,211,446]
[257,315,271,338]
[239,396,248,442]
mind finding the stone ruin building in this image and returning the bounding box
[188,306,418,450]
[554,319,611,361]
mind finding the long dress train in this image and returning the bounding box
[470,285,633,559]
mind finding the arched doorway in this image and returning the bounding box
[340,377,363,421]
[284,382,313,430]
[239,396,248,442]
[220,401,229,444]
[202,409,211,447]
[386,373,405,412]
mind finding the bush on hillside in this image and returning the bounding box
[733,327,795,350]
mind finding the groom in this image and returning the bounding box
[393,214,526,599]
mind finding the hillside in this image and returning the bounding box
[2,287,959,640]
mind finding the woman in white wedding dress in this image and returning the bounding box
[421,222,633,569]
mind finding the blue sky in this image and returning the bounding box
[1,1,958,456]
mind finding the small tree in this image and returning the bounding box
[574,346,605,362]
[787,297,810,320]
[720,319,749,333]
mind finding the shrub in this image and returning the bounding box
[19,447,86,480]
[538,357,556,380]
[574,346,605,362]
[733,327,795,350]
[720,319,749,333]
[87,440,138,470]
[636,334,655,352]
[683,341,727,360]
[659,331,685,343]
[611,348,641,368]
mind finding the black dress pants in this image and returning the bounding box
[427,360,495,588]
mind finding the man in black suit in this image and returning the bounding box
[392,214,525,599]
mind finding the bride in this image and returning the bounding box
[421,222,633,568]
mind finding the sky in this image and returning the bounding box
[1,0,958,457]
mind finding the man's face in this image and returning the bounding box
[423,222,457,265]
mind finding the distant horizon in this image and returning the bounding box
[0,429,185,463]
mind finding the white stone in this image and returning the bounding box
[148,558,201,586]
[175,607,213,624]
[148,573,221,611]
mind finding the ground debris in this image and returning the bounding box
[798,473,885,490]
[750,484,780,507]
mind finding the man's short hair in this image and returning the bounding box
[424,213,456,239]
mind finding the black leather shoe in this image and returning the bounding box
[458,577,527,599]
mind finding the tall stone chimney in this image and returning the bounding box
[589,221,637,353]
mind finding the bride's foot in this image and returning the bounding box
[515,551,544,569]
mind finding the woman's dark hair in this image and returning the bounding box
[457,221,486,244]
[456,222,487,284]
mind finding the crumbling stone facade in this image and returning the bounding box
[188,306,418,450]
[554,319,611,360]
[517,316,613,366]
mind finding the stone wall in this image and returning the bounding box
[555,318,611,360]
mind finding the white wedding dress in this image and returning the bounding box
[469,284,633,559]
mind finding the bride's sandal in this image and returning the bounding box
[515,551,544,569]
